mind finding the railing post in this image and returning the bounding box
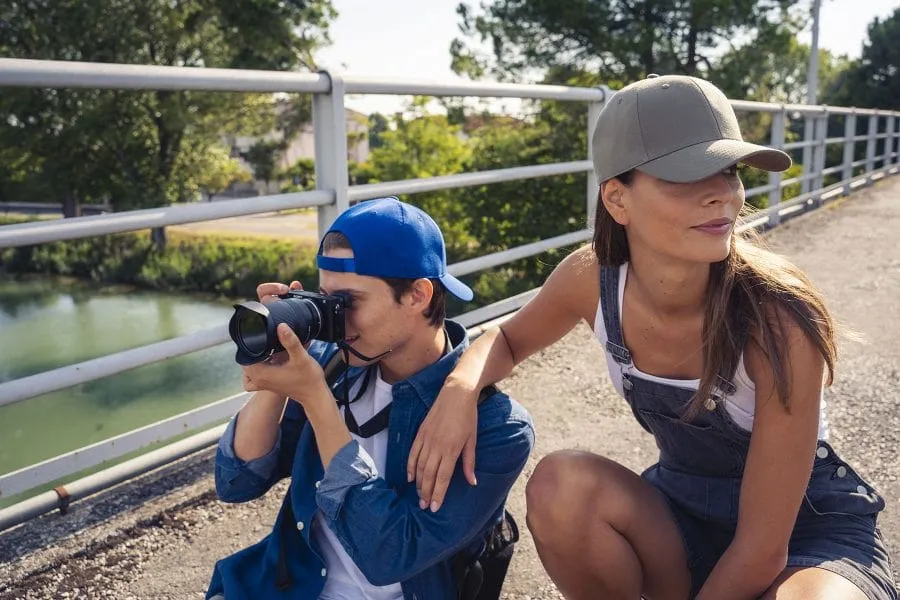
[767,108,786,228]
[841,110,856,193]
[886,114,897,167]
[586,89,607,229]
[865,111,878,183]
[812,111,828,202]
[313,70,349,237]
[801,115,814,195]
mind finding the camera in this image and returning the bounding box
[228,290,350,366]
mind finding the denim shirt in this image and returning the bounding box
[205,320,535,600]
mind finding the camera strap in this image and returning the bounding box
[328,329,452,439]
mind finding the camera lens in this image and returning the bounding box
[268,297,321,343]
[236,311,269,356]
[228,296,323,365]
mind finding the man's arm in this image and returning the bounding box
[317,397,534,586]
[214,342,333,503]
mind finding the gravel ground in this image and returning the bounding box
[2,176,899,600]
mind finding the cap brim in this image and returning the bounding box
[440,273,474,302]
[638,139,792,183]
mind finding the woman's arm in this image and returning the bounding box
[409,245,598,511]
[696,313,825,600]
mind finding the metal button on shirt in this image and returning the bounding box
[296,521,304,531]
[816,447,829,459]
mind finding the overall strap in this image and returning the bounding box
[599,264,632,365]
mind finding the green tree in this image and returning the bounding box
[0,0,336,246]
[244,140,286,190]
[367,113,390,150]
[451,0,805,83]
[823,8,900,111]
[363,98,474,257]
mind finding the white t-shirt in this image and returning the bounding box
[593,262,829,439]
[315,367,404,600]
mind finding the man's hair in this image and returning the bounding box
[321,231,446,326]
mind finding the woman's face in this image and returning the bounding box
[605,166,745,265]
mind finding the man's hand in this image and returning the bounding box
[241,322,330,406]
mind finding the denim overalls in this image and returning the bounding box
[599,264,898,599]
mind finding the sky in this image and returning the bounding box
[314,0,900,116]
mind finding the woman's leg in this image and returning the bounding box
[525,450,692,600]
[760,566,870,600]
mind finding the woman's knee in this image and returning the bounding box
[526,451,622,528]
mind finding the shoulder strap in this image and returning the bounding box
[599,264,632,365]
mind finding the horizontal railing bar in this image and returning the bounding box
[348,161,592,202]
[783,140,818,150]
[0,227,590,407]
[448,229,592,277]
[852,159,869,167]
[0,58,331,93]
[821,165,844,176]
[744,183,776,198]
[0,393,249,498]
[0,190,332,249]
[825,137,846,145]
[0,305,534,506]
[780,172,818,187]
[0,424,228,532]
[344,75,608,102]
[729,100,785,113]
[0,327,230,408]
[454,288,539,329]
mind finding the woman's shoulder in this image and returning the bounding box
[552,244,602,318]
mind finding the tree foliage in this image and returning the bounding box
[822,8,900,111]
[451,0,805,83]
[0,0,336,216]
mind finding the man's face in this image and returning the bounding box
[318,247,413,367]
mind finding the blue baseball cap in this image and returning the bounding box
[316,197,474,302]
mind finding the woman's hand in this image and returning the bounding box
[406,378,480,512]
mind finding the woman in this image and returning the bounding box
[406,75,898,599]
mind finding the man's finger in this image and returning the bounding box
[276,323,306,359]
[257,282,289,301]
[290,280,302,290]
[429,459,456,512]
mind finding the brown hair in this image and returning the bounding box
[321,231,446,327]
[593,171,837,416]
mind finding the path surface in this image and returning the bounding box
[2,176,900,599]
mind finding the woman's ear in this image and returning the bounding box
[601,178,630,226]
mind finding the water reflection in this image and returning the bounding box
[0,276,244,481]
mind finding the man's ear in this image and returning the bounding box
[404,278,434,314]
[601,178,630,226]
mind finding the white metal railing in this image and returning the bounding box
[0,58,899,525]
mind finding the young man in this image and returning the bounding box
[206,197,535,600]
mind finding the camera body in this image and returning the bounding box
[279,289,349,343]
[228,289,351,366]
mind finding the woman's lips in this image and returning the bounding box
[692,218,733,235]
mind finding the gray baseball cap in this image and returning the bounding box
[590,74,791,184]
